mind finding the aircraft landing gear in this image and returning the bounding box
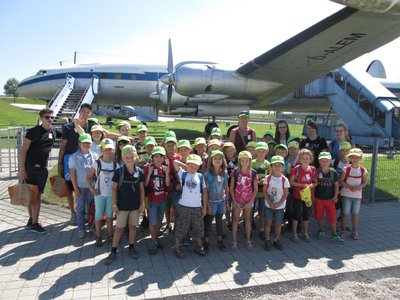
[205,122,218,135]
[226,125,238,139]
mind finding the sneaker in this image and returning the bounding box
[25,218,33,230]
[317,230,326,239]
[303,234,312,242]
[30,223,47,235]
[95,236,103,247]
[274,239,284,251]
[259,231,266,240]
[231,242,239,252]
[351,231,359,240]
[128,247,139,259]
[78,230,85,239]
[105,251,117,265]
[264,240,272,251]
[331,234,345,242]
[340,230,347,239]
[183,236,192,246]
[291,235,300,243]
[217,240,228,252]
[194,245,207,256]
[69,213,76,225]
[246,241,254,251]
[203,241,210,253]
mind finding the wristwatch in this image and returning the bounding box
[112,204,117,208]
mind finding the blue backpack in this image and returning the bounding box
[179,171,204,199]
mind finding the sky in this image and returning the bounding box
[1,0,400,94]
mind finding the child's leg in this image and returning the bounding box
[326,200,338,234]
[215,213,224,241]
[243,207,253,241]
[104,196,113,237]
[128,224,137,245]
[75,190,86,231]
[94,195,105,237]
[174,205,190,248]
[302,202,310,235]
[292,199,302,237]
[257,198,265,233]
[341,197,352,232]
[112,211,128,247]
[128,210,140,245]
[314,199,324,231]
[232,206,242,243]
[264,220,272,240]
[274,210,284,240]
[106,218,113,237]
[203,214,213,243]
[351,198,361,231]
[112,227,123,248]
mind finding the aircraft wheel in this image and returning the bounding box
[205,122,218,135]
[226,125,238,139]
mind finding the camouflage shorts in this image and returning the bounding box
[175,205,204,239]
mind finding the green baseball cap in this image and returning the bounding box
[152,146,166,157]
[210,127,222,136]
[164,131,177,143]
[274,144,288,152]
[79,133,92,144]
[318,151,332,160]
[144,136,156,146]
[88,117,99,124]
[116,121,131,130]
[268,141,277,147]
[100,138,114,150]
[195,137,206,146]
[270,155,285,165]
[263,131,274,138]
[339,141,352,150]
[136,124,148,133]
[121,145,137,155]
[246,141,257,148]
[255,141,269,151]
[238,111,249,118]
[186,154,202,166]
[210,149,225,158]
[177,139,191,149]
[288,141,299,149]
[117,136,130,143]
[287,135,300,144]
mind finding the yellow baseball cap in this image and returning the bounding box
[238,150,252,160]
[186,154,202,166]
[348,148,363,157]
[100,138,114,150]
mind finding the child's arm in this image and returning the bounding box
[73,119,85,135]
[164,165,171,187]
[289,174,305,188]
[139,182,145,214]
[112,182,119,215]
[333,181,339,203]
[262,180,274,208]
[357,170,368,191]
[145,165,153,186]
[275,187,289,209]
[70,168,80,196]
[173,159,186,172]
[86,167,99,196]
[340,170,353,190]
[229,175,236,206]
[202,185,208,217]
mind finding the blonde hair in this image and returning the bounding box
[298,148,314,162]
[237,157,251,174]
[207,153,227,176]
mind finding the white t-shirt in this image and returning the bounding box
[178,169,206,208]
[341,166,367,199]
[264,175,290,210]
[93,160,119,196]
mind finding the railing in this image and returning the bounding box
[0,127,24,179]
[74,75,99,119]
[49,75,75,117]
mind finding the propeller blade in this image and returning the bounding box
[167,85,172,113]
[168,38,173,74]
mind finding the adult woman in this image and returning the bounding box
[229,111,257,153]
[329,123,352,160]
[274,120,291,145]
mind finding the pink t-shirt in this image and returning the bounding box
[233,171,256,206]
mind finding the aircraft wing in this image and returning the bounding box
[236,7,400,108]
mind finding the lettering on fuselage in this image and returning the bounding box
[307,33,367,61]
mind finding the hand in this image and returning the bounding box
[129,137,135,144]
[113,206,119,215]
[207,205,212,215]
[75,188,81,197]
[90,188,99,196]
[148,165,154,173]
[139,204,144,215]
[332,197,338,203]
[18,168,27,181]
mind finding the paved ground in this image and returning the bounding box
[1,179,400,299]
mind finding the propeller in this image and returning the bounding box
[166,39,174,113]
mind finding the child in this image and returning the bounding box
[87,138,118,246]
[286,141,299,175]
[284,140,299,231]
[340,148,367,240]
[210,127,223,141]
[173,154,208,258]
[267,141,277,161]
[251,142,271,240]
[69,133,98,238]
[263,156,290,251]
[222,142,237,229]
[314,152,344,242]
[274,144,288,159]
[140,136,156,167]
[134,124,148,164]
[262,131,274,143]
[115,136,130,165]
[194,137,208,174]
[116,121,132,137]
[90,125,105,156]
[145,146,170,254]
[106,145,145,264]
[289,149,318,242]
[246,141,257,159]
[230,151,258,251]
[334,141,351,176]
[204,150,229,252]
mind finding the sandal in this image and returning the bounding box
[174,246,185,258]
[194,245,207,256]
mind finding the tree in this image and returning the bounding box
[3,78,19,101]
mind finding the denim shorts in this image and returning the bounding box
[94,195,113,220]
[264,207,284,223]
[342,196,361,216]
[209,199,226,215]
[149,199,167,225]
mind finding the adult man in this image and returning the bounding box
[300,120,328,168]
[229,111,257,153]
[19,108,55,234]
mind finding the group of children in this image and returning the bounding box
[66,121,368,264]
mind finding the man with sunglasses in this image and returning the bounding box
[19,108,56,234]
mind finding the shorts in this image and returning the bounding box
[314,199,336,224]
[25,164,48,194]
[209,199,226,215]
[149,199,167,225]
[342,196,361,216]
[115,210,140,228]
[94,195,113,220]
[175,205,204,239]
[292,199,311,221]
[264,207,284,224]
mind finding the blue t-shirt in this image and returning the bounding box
[205,170,229,202]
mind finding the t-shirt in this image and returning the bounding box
[93,160,118,196]
[315,168,339,200]
[178,169,206,207]
[252,159,271,197]
[233,127,256,153]
[335,160,349,178]
[205,170,229,202]
[91,142,101,157]
[290,165,318,200]
[25,125,55,166]
[112,165,144,211]
[144,164,168,202]
[264,175,290,209]
[164,153,181,193]
[341,166,367,199]
[62,120,97,155]
[134,141,147,164]
[233,171,257,206]
[300,136,328,167]
[69,150,98,188]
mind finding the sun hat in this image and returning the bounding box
[121,145,137,155]
[186,154,202,166]
[222,141,235,149]
[195,137,207,146]
[210,127,222,136]
[91,125,104,133]
[348,148,363,157]
[144,136,156,146]
[208,139,222,148]
[116,121,131,130]
[339,141,352,150]
[79,133,92,143]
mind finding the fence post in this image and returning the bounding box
[368,138,379,202]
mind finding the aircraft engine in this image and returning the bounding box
[331,0,400,14]
[159,85,188,108]
[196,105,250,117]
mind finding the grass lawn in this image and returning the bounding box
[0,97,46,128]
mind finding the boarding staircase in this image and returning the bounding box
[291,66,400,147]
[47,74,99,125]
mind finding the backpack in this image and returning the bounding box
[293,164,317,183]
[317,167,335,181]
[179,171,204,199]
[145,164,167,196]
[343,165,366,182]
[233,168,257,192]
[117,165,142,190]
[96,159,117,191]
[265,174,286,192]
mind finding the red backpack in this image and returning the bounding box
[343,165,366,182]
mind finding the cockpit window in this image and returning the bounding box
[35,70,47,76]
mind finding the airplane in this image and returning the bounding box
[17,0,400,134]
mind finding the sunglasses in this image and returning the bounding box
[43,116,55,120]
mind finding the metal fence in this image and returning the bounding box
[0,127,24,178]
